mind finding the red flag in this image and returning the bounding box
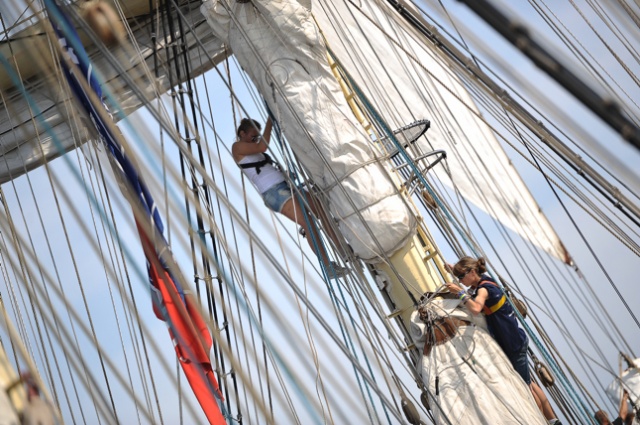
[137,220,225,424]
[44,1,227,421]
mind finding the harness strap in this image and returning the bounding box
[239,152,275,174]
[482,295,506,315]
[479,280,506,315]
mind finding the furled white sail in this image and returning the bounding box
[0,0,569,263]
[605,358,640,413]
[0,345,21,425]
[313,0,571,264]
[0,3,226,184]
[410,302,547,425]
[201,0,416,260]
[0,392,19,425]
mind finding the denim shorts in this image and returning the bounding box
[262,181,293,213]
[508,342,531,385]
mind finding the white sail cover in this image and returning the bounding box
[201,0,416,260]
[0,392,19,425]
[0,4,226,184]
[605,358,640,412]
[0,347,20,425]
[312,0,570,264]
[1,0,569,262]
[410,302,547,424]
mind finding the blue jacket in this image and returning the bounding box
[475,277,527,355]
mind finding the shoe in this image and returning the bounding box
[328,261,349,279]
[548,420,561,425]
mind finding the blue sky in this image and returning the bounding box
[0,0,639,424]
[423,0,640,417]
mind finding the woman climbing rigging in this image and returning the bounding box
[445,256,562,425]
[233,117,348,278]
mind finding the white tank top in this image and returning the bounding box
[238,153,286,194]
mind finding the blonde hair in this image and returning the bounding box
[452,256,487,277]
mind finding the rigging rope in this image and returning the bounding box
[0,1,638,424]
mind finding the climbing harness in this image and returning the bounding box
[238,152,278,174]
[478,280,507,316]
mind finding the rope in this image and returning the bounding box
[1,1,638,424]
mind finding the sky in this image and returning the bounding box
[0,0,639,424]
[420,0,640,417]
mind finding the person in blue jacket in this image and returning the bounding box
[445,256,561,425]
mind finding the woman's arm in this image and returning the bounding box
[232,138,268,158]
[444,283,488,315]
[232,119,272,161]
[464,288,488,315]
[619,390,629,422]
[263,117,273,144]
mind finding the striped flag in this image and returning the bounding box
[43,1,225,423]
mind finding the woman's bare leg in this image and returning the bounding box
[279,196,330,266]
[530,382,557,420]
[305,193,348,258]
